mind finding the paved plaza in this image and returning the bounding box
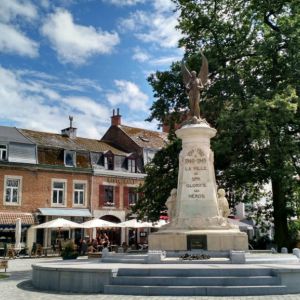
[0,257,300,300]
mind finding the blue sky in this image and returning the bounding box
[0,0,183,138]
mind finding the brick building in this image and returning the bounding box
[0,111,168,249]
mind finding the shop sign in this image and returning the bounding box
[106,177,139,185]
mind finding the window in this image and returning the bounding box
[64,151,76,167]
[104,155,114,170]
[4,176,22,205]
[52,180,66,206]
[128,187,138,206]
[104,186,114,206]
[0,145,7,160]
[144,148,157,165]
[128,158,136,173]
[73,181,86,206]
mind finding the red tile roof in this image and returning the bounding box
[20,129,127,156]
[119,125,168,149]
[0,212,35,225]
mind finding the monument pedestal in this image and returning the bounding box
[149,229,248,251]
[149,120,249,252]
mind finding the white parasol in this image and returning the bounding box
[34,218,83,229]
[152,219,169,228]
[82,218,121,229]
[118,219,154,228]
[15,218,22,251]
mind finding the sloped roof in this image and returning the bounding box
[119,125,168,149]
[0,126,34,144]
[0,212,35,225]
[20,129,82,150]
[20,129,127,156]
[75,137,127,155]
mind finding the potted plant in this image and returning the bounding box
[61,241,78,260]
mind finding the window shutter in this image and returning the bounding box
[114,186,120,208]
[123,186,129,208]
[99,185,105,207]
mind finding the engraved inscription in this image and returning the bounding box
[184,148,208,200]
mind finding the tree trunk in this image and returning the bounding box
[271,175,289,250]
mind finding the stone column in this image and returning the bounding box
[148,121,248,251]
[173,123,220,228]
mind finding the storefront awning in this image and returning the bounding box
[0,212,35,225]
[38,208,92,218]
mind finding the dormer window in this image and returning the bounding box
[0,145,7,160]
[128,158,136,173]
[139,135,149,142]
[64,150,76,167]
[127,153,136,173]
[104,151,114,170]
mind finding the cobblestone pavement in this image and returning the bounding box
[1,258,300,300]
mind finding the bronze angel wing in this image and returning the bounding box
[181,60,192,86]
[198,51,208,85]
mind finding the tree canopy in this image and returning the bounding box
[134,0,299,249]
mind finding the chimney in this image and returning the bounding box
[111,108,121,126]
[162,123,170,133]
[61,115,77,139]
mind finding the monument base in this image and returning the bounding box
[148,229,248,251]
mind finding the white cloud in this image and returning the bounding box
[136,14,180,48]
[132,46,182,67]
[72,78,102,92]
[124,119,159,131]
[40,0,50,9]
[16,69,102,93]
[119,10,147,32]
[132,47,150,62]
[63,96,110,119]
[153,0,175,13]
[119,0,182,48]
[41,9,120,65]
[0,23,39,57]
[106,80,148,111]
[103,0,145,6]
[0,66,111,138]
[0,0,37,23]
[151,55,182,66]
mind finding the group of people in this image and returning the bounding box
[76,233,110,255]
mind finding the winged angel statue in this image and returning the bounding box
[182,51,208,119]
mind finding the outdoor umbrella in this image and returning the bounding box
[82,218,122,229]
[152,219,169,228]
[119,219,154,247]
[34,218,83,229]
[15,218,22,251]
[118,219,154,228]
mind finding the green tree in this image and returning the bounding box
[133,137,182,221]
[136,0,299,248]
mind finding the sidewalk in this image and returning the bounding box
[1,258,300,300]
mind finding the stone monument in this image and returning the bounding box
[149,52,248,251]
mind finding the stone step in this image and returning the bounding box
[104,285,287,296]
[117,268,273,277]
[107,254,148,259]
[111,275,280,286]
[101,258,146,264]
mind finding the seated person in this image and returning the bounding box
[92,239,98,252]
[81,239,88,255]
[102,233,110,248]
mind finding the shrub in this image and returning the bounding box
[61,241,78,260]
